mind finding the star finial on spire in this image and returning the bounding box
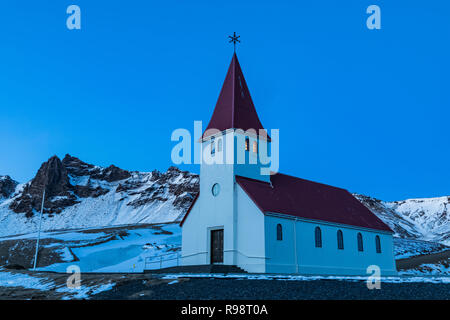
[228,32,240,53]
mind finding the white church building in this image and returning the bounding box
[180,53,397,276]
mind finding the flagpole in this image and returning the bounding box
[33,188,45,271]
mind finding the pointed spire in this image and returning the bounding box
[203,53,269,140]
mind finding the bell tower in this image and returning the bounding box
[201,53,271,183]
[181,51,271,268]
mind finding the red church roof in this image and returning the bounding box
[235,174,393,233]
[179,192,199,227]
[203,53,269,140]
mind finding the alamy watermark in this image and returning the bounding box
[66,265,81,289]
[66,5,81,30]
[366,265,381,289]
[170,121,279,175]
[366,5,381,30]
[65,5,380,31]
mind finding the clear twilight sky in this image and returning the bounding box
[0,1,448,201]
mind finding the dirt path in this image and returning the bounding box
[396,249,450,270]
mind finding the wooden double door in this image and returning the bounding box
[210,229,224,264]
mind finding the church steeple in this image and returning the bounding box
[202,53,269,140]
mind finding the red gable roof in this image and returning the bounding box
[203,53,269,140]
[236,174,393,233]
[179,192,199,227]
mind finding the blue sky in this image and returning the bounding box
[0,1,448,201]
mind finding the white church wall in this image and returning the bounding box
[265,215,397,276]
[181,201,206,265]
[235,185,266,273]
[295,219,397,276]
[264,216,298,273]
[181,135,237,266]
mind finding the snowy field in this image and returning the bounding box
[399,263,450,276]
[394,238,449,259]
[0,223,181,273]
[36,223,181,273]
[0,267,115,299]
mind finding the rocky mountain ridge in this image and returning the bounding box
[0,155,448,246]
[0,155,198,236]
[0,176,18,199]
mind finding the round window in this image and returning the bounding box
[212,183,220,196]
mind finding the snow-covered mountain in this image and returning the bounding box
[355,194,450,245]
[0,155,199,237]
[0,176,18,200]
[0,155,448,246]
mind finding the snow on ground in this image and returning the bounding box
[399,263,450,276]
[56,247,74,262]
[394,238,449,259]
[159,273,450,284]
[0,268,53,291]
[0,268,115,299]
[38,223,181,273]
[58,283,115,300]
[0,229,109,241]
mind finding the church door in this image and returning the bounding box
[210,229,224,264]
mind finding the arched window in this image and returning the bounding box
[217,139,222,152]
[276,224,283,241]
[357,233,364,252]
[337,230,344,250]
[375,235,381,253]
[245,138,250,151]
[315,227,322,248]
[252,141,258,153]
[210,138,215,155]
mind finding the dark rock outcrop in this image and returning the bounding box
[122,166,199,210]
[62,154,97,177]
[9,156,78,217]
[91,164,131,182]
[63,154,131,182]
[5,153,199,225]
[9,155,111,217]
[0,175,18,199]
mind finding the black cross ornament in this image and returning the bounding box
[228,32,240,53]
